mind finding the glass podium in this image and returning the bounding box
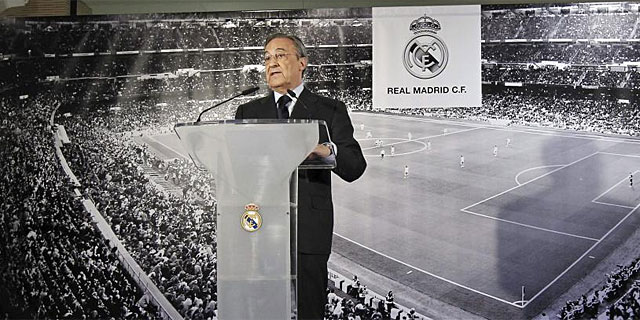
[174,119,334,320]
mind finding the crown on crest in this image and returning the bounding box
[245,203,259,211]
[409,15,441,34]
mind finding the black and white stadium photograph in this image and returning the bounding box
[2,1,640,320]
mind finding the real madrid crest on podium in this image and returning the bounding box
[241,203,262,232]
[403,15,449,79]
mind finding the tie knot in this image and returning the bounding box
[278,95,292,107]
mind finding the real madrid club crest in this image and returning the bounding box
[241,203,262,232]
[403,15,449,79]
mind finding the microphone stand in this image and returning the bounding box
[196,87,259,123]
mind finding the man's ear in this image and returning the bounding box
[299,56,308,72]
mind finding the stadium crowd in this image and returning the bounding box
[3,15,371,55]
[482,9,639,40]
[2,4,640,320]
[558,258,640,320]
[148,157,217,204]
[483,65,630,88]
[53,89,386,320]
[325,278,422,320]
[2,11,376,320]
[482,43,640,66]
[0,92,153,319]
[19,46,371,80]
[59,104,218,319]
[390,91,640,136]
[605,280,640,320]
[479,7,640,93]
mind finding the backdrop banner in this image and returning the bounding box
[373,5,481,109]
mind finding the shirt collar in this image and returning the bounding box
[273,83,305,105]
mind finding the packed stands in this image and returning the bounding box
[60,116,219,319]
[558,258,640,320]
[0,10,377,320]
[2,4,640,320]
[0,92,154,319]
[393,91,639,136]
[605,280,640,319]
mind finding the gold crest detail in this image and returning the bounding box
[241,203,262,232]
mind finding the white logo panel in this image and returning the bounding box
[373,5,481,109]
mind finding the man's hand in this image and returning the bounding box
[307,144,332,160]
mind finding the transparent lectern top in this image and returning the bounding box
[174,119,334,205]
[174,119,336,170]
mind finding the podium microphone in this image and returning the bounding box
[196,86,260,123]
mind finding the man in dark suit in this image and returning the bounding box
[235,33,367,319]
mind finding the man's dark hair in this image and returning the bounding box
[265,33,307,58]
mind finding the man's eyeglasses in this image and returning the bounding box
[263,52,297,64]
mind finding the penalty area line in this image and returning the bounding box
[514,165,564,186]
[591,169,640,204]
[523,201,640,308]
[463,151,599,212]
[592,201,635,210]
[460,209,598,242]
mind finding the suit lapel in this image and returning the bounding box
[290,88,318,120]
[291,89,330,143]
[260,92,278,119]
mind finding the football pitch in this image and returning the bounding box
[147,112,640,319]
[334,112,640,318]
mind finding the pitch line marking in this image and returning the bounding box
[592,201,635,210]
[522,201,640,308]
[412,127,482,142]
[599,152,640,158]
[332,232,524,308]
[515,165,564,186]
[462,151,599,212]
[353,124,387,138]
[358,127,481,150]
[360,137,424,152]
[145,134,189,160]
[359,128,481,158]
[460,209,598,242]
[364,140,427,157]
[591,170,639,204]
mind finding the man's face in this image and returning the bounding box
[264,37,307,93]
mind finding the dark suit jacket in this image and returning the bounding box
[235,88,367,254]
